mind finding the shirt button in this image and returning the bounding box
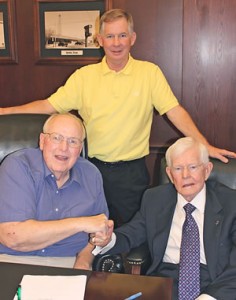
[42,249,45,253]
[56,190,59,194]
[55,208,59,212]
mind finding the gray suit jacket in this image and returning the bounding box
[110,181,236,299]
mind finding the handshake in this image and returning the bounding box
[85,214,114,248]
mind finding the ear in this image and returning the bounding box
[166,166,174,183]
[130,32,137,46]
[96,34,103,47]
[205,161,213,180]
[78,143,83,157]
[39,133,45,151]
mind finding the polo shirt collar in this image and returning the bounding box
[101,54,134,75]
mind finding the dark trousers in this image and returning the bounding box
[89,157,150,228]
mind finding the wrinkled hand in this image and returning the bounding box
[207,144,236,163]
[82,214,109,233]
[90,220,114,247]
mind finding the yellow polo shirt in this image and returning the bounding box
[48,56,179,162]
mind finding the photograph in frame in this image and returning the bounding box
[45,10,100,49]
[0,0,17,64]
[35,0,112,65]
[0,11,6,49]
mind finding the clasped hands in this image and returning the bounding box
[89,217,114,248]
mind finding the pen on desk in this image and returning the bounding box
[124,291,142,300]
[17,285,21,300]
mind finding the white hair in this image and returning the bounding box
[165,137,209,167]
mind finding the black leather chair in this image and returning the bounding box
[0,114,49,163]
[93,157,236,275]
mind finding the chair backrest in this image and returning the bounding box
[159,157,236,190]
[0,114,49,163]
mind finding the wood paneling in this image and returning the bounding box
[183,0,236,150]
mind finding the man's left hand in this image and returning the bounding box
[207,144,236,163]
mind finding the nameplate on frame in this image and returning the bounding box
[61,50,83,56]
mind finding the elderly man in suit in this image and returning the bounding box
[87,137,236,300]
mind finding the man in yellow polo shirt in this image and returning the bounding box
[1,9,236,227]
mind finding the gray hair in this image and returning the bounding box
[99,9,134,34]
[165,137,209,167]
[43,113,86,141]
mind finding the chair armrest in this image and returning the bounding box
[126,242,151,275]
[92,254,124,273]
[92,243,151,275]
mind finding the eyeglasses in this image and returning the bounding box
[171,163,204,174]
[43,132,82,148]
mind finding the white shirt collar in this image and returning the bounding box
[177,184,206,214]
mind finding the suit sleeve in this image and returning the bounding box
[106,192,150,255]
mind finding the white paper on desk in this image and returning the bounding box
[19,274,87,300]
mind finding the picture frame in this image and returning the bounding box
[34,0,112,65]
[0,0,17,64]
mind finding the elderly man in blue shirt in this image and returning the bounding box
[0,113,108,269]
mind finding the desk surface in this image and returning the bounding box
[0,262,173,300]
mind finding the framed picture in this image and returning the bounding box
[34,0,112,65]
[0,0,17,64]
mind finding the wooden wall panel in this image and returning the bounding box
[183,0,236,151]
